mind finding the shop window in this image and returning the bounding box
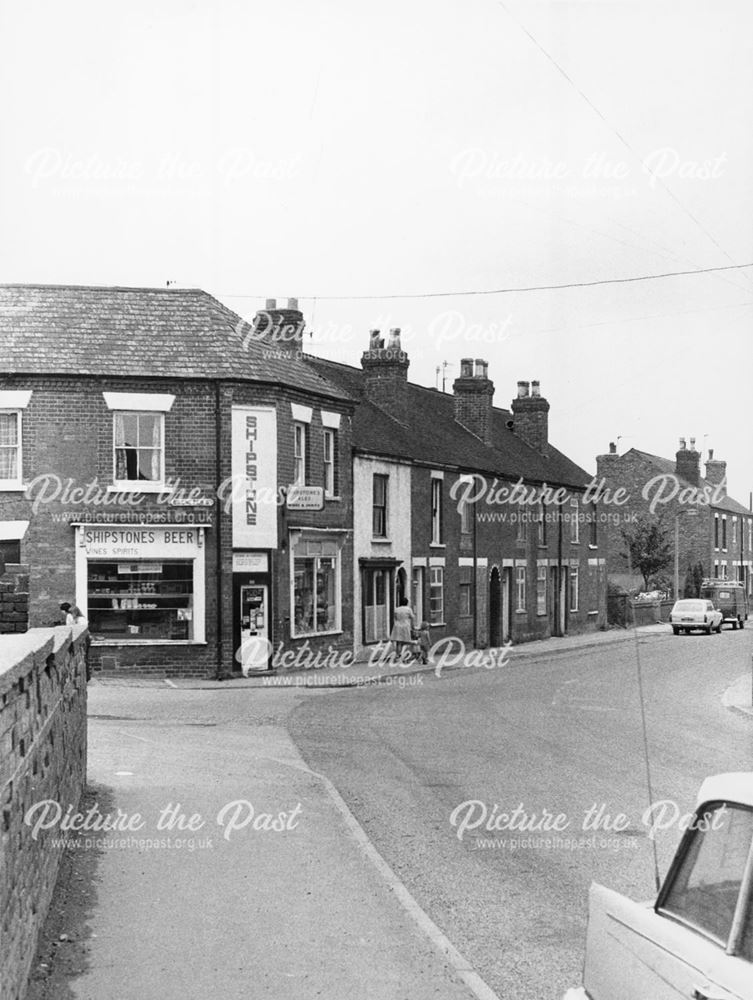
[0,411,22,487]
[372,474,388,538]
[459,565,472,616]
[515,566,526,611]
[113,412,164,485]
[569,498,579,543]
[293,422,307,486]
[429,566,444,623]
[87,561,193,641]
[569,566,579,612]
[536,564,547,616]
[323,429,337,497]
[292,540,340,636]
[431,478,443,544]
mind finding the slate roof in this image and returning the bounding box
[629,448,750,516]
[0,284,347,401]
[306,355,592,489]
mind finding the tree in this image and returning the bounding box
[620,516,672,593]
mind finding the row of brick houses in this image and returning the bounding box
[0,283,611,675]
[596,439,753,597]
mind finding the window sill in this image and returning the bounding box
[108,484,173,495]
[515,609,527,615]
[91,639,207,646]
[428,622,446,628]
[325,495,342,502]
[290,629,343,640]
[371,538,392,544]
[429,543,446,549]
[0,483,26,492]
[588,544,598,550]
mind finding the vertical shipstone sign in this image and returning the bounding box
[231,406,278,548]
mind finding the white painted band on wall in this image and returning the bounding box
[103,392,175,411]
[320,410,341,429]
[291,403,313,423]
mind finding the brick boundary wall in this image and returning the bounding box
[0,563,30,635]
[0,626,88,1000]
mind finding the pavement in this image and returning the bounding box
[28,621,751,1000]
[96,623,672,690]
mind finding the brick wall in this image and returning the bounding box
[0,626,88,1000]
[0,563,30,634]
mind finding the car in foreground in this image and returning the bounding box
[669,598,723,635]
[564,772,753,1000]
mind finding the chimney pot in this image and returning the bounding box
[708,448,714,460]
[531,380,541,398]
[474,359,488,379]
[690,436,696,450]
[517,380,530,399]
[460,358,474,378]
[679,437,686,450]
[388,328,402,349]
[265,298,277,310]
[609,441,617,454]
[287,297,298,310]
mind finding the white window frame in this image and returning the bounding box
[516,566,526,612]
[431,477,443,545]
[112,410,166,490]
[323,428,336,497]
[569,565,579,612]
[732,517,737,548]
[722,515,728,552]
[536,564,547,616]
[0,409,24,490]
[293,422,307,486]
[372,473,389,539]
[429,565,444,624]
[569,497,580,544]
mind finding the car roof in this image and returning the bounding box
[696,773,753,809]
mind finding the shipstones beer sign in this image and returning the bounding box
[231,407,277,548]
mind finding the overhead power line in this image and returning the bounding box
[221,261,753,302]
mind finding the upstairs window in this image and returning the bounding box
[372,474,388,538]
[114,412,164,484]
[323,429,337,497]
[293,422,307,486]
[0,411,22,487]
[569,498,579,543]
[431,478,443,544]
[589,503,598,546]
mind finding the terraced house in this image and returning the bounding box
[308,331,608,656]
[0,285,354,676]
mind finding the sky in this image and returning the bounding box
[1,0,752,499]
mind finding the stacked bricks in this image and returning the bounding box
[0,563,30,635]
[0,627,88,1000]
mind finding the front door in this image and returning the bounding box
[489,567,501,646]
[502,568,511,642]
[238,584,269,673]
[363,568,393,644]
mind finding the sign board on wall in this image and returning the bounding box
[286,485,324,511]
[232,552,269,573]
[231,407,278,549]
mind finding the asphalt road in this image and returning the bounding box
[288,628,753,1000]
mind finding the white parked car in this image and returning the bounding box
[564,773,753,1000]
[670,599,723,635]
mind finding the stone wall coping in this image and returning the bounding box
[0,626,87,695]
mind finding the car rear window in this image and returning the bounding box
[675,601,705,612]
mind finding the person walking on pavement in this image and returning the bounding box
[390,597,415,659]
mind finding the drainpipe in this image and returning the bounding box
[215,380,225,679]
[472,493,478,648]
[557,497,563,637]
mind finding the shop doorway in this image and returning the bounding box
[233,575,271,672]
[502,568,512,642]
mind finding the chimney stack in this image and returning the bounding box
[453,358,495,445]
[511,379,550,455]
[704,448,727,496]
[361,328,410,416]
[675,436,700,485]
[251,297,305,356]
